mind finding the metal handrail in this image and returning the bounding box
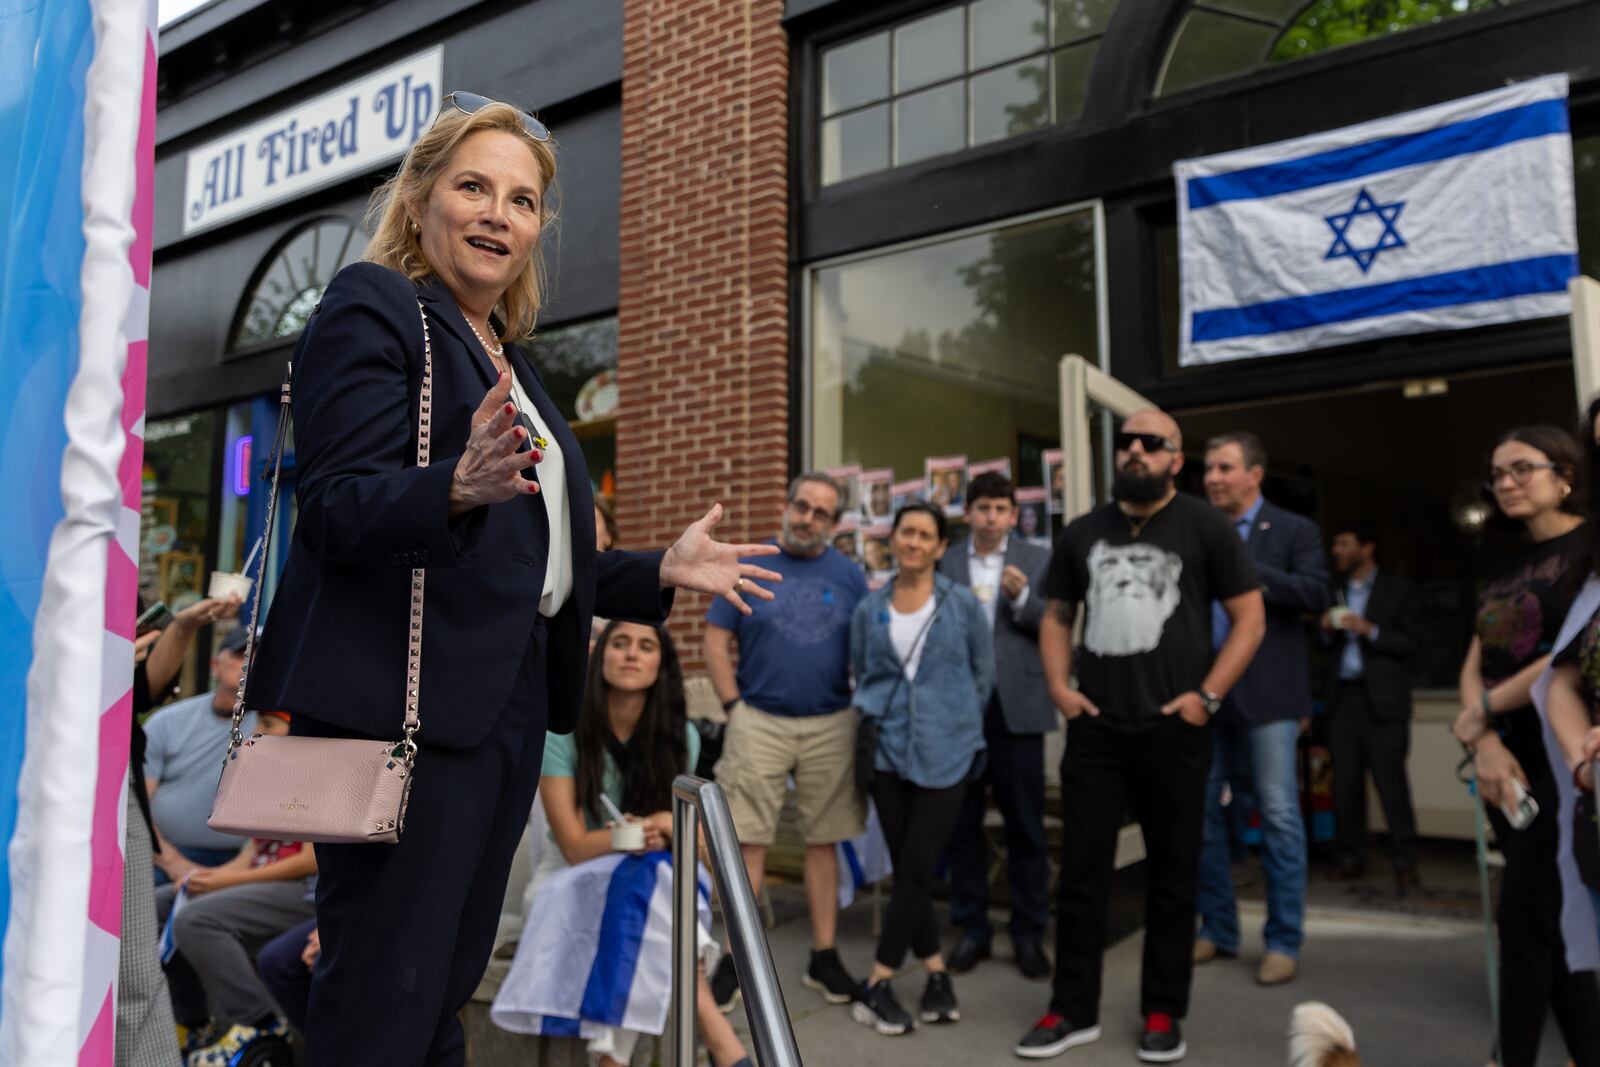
[672,774,803,1067]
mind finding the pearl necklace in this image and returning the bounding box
[463,314,504,360]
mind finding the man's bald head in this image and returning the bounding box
[1123,408,1182,450]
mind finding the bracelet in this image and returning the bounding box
[722,697,739,713]
[1480,690,1493,717]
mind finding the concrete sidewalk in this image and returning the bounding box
[734,891,1568,1067]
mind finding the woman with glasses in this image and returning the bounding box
[847,501,994,1036]
[246,94,780,1063]
[1451,425,1600,1067]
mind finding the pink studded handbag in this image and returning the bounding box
[208,303,435,845]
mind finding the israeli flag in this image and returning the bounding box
[837,800,892,910]
[490,853,714,1040]
[1175,74,1578,366]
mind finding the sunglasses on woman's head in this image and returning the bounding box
[442,91,551,142]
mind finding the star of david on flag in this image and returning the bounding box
[1324,187,1406,273]
[1173,75,1578,366]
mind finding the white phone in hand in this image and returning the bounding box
[1502,777,1539,831]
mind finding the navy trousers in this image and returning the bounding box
[294,619,549,1066]
[947,693,1050,945]
[257,918,317,1034]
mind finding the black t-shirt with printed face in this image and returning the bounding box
[1045,492,1258,731]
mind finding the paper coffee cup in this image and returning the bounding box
[611,823,646,851]
[1327,606,1352,628]
[208,571,253,601]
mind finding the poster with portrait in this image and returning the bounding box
[860,467,894,523]
[1016,487,1051,547]
[967,457,1011,484]
[924,454,967,519]
[825,464,863,520]
[891,477,926,513]
[860,521,894,586]
[1042,448,1065,514]
[830,517,861,565]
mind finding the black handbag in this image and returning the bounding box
[855,591,944,799]
[1574,790,1600,892]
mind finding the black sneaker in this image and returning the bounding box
[850,978,914,1036]
[710,954,740,1014]
[1013,1013,1101,1059]
[1137,1013,1186,1062]
[802,947,857,1004]
[919,971,960,1024]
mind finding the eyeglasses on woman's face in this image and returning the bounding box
[442,91,551,142]
[1483,461,1557,493]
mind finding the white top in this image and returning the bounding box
[506,370,573,617]
[889,596,937,681]
[966,537,1028,630]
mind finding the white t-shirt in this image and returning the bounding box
[889,597,937,680]
[506,371,573,617]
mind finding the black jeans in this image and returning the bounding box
[295,620,549,1066]
[1052,717,1210,1026]
[1328,681,1418,868]
[947,694,1050,944]
[872,772,970,970]
[1488,724,1600,1067]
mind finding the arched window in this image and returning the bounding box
[1155,0,1525,98]
[230,218,363,350]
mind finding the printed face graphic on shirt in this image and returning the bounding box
[1084,540,1183,657]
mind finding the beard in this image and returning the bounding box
[1112,467,1172,505]
[781,515,827,555]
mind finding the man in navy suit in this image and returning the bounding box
[1193,433,1328,986]
[1322,522,1423,892]
[939,471,1055,980]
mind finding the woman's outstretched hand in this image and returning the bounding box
[659,504,782,615]
[448,373,543,516]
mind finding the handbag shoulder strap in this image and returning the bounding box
[230,299,433,763]
[881,587,945,712]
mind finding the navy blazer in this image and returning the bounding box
[938,535,1056,734]
[250,262,670,747]
[1221,499,1330,726]
[1324,570,1422,722]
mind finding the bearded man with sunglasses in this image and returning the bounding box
[1014,409,1264,1064]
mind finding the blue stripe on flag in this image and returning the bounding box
[1190,254,1578,343]
[579,854,663,1026]
[840,840,866,893]
[539,1016,582,1038]
[1187,98,1569,209]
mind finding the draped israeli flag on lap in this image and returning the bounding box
[1175,75,1578,366]
[490,853,714,1040]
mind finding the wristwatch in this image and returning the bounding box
[1198,689,1223,716]
[722,697,740,713]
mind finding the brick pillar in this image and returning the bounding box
[616,0,790,669]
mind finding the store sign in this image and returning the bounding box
[182,48,443,235]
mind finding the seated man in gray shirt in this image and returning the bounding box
[144,625,256,884]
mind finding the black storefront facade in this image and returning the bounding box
[142,0,624,694]
[783,0,1600,836]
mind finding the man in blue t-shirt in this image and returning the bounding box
[705,472,868,1011]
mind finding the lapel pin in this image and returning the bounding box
[1258,520,1272,531]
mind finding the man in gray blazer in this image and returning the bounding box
[940,471,1056,979]
[1194,433,1329,988]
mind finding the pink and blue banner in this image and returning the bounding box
[0,0,157,1062]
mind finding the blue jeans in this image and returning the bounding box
[1197,717,1306,958]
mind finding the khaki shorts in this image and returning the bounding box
[713,702,866,847]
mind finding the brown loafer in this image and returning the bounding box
[1256,951,1297,985]
[1192,937,1236,964]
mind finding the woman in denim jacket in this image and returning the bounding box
[848,500,995,1037]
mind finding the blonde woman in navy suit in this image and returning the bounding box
[249,96,779,1066]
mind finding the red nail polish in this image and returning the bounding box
[504,403,515,414]
[514,427,524,440]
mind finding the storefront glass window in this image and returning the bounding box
[810,207,1099,486]
[232,218,362,350]
[1578,134,1600,281]
[1155,0,1524,97]
[140,412,217,693]
[528,316,619,495]
[819,0,1117,186]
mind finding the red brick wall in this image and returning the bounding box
[616,0,790,670]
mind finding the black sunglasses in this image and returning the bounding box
[443,91,551,142]
[1115,431,1178,453]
